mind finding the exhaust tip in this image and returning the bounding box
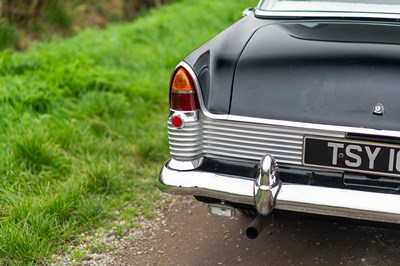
[245,214,273,240]
[245,227,259,239]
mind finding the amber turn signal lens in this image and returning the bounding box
[171,67,196,93]
[170,66,200,111]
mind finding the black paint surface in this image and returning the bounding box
[184,14,400,131]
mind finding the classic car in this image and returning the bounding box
[157,0,400,239]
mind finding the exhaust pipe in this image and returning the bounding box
[245,214,273,240]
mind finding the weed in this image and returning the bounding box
[71,249,87,262]
[89,242,107,254]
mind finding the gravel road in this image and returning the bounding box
[108,196,400,266]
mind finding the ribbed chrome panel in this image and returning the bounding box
[168,119,203,159]
[169,113,345,165]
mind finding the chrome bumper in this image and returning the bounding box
[158,156,400,224]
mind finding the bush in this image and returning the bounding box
[0,20,21,50]
[0,0,172,50]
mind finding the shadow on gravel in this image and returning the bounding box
[118,198,400,266]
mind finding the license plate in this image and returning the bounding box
[303,137,400,178]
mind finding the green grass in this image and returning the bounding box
[0,0,255,264]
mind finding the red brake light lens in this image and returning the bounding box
[170,67,199,111]
[171,115,183,128]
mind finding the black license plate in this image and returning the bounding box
[303,137,400,177]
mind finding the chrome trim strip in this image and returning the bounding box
[178,61,400,139]
[168,158,204,171]
[254,10,400,20]
[176,61,227,120]
[226,115,400,138]
[276,185,400,224]
[169,110,199,123]
[158,164,255,205]
[169,112,345,165]
[256,0,263,9]
[243,7,255,17]
[158,161,400,224]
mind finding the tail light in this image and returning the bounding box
[170,67,200,111]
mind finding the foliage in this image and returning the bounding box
[0,20,21,50]
[0,0,254,263]
[0,0,170,50]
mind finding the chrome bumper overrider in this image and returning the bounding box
[158,155,400,224]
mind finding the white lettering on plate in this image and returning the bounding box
[324,141,400,173]
[327,142,344,165]
[396,151,400,172]
[389,149,395,171]
[365,146,381,170]
[345,145,362,168]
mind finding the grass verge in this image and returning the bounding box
[0,0,254,264]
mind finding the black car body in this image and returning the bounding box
[157,0,400,236]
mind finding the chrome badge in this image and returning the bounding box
[373,103,384,115]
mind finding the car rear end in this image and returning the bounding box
[157,1,400,235]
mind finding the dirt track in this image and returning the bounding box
[113,197,400,266]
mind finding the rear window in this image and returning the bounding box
[259,0,400,15]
